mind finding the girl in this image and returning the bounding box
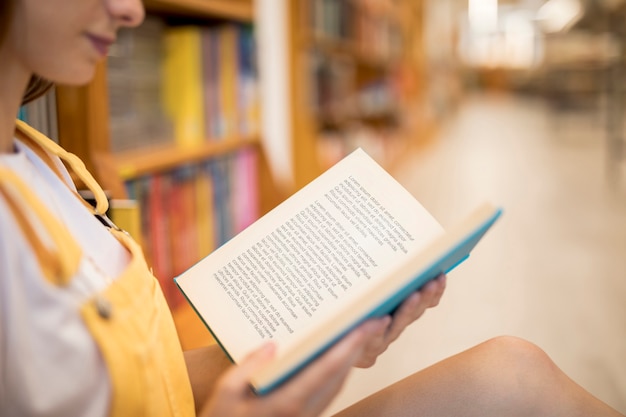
[0,1,622,416]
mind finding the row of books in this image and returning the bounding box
[125,148,259,309]
[306,0,403,61]
[309,52,400,126]
[107,17,260,152]
[107,16,173,153]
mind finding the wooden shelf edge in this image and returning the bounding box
[143,0,254,22]
[99,135,261,180]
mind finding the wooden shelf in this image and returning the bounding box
[144,0,253,22]
[106,135,261,180]
[317,108,399,130]
[289,0,429,188]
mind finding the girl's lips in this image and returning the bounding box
[86,34,114,57]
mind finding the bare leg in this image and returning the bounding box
[335,336,624,417]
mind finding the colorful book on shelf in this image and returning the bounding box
[124,176,153,265]
[175,148,503,395]
[208,156,235,247]
[162,25,205,147]
[231,148,259,234]
[147,174,176,305]
[109,199,143,248]
[237,25,260,136]
[195,164,217,259]
[167,167,198,273]
[167,166,199,309]
[217,24,239,139]
[201,27,218,141]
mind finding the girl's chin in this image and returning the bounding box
[52,65,98,86]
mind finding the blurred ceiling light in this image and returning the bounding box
[536,0,584,33]
[503,12,538,68]
[469,0,499,33]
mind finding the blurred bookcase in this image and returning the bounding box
[288,0,432,188]
[54,0,277,349]
[53,0,432,348]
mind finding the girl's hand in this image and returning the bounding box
[198,274,446,417]
[353,274,447,368]
[199,318,390,417]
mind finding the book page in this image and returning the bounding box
[176,149,444,361]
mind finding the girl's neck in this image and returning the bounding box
[0,107,19,154]
[0,68,30,155]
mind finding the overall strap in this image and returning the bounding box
[14,120,109,215]
[0,167,82,286]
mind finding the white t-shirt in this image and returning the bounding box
[0,139,130,416]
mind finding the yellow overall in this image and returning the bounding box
[1,121,196,416]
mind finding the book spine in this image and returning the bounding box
[208,156,233,247]
[237,25,261,136]
[147,174,174,302]
[232,148,259,233]
[196,163,216,258]
[218,25,239,139]
[166,166,198,309]
[162,25,205,147]
[201,28,215,141]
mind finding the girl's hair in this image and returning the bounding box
[0,0,55,105]
[22,76,55,104]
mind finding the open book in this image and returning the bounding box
[175,148,502,395]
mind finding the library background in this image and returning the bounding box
[19,0,626,413]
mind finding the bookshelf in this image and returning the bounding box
[287,0,431,189]
[56,0,267,196]
[53,0,431,349]
[55,0,276,349]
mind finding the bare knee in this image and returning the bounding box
[475,335,556,371]
[467,336,563,408]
